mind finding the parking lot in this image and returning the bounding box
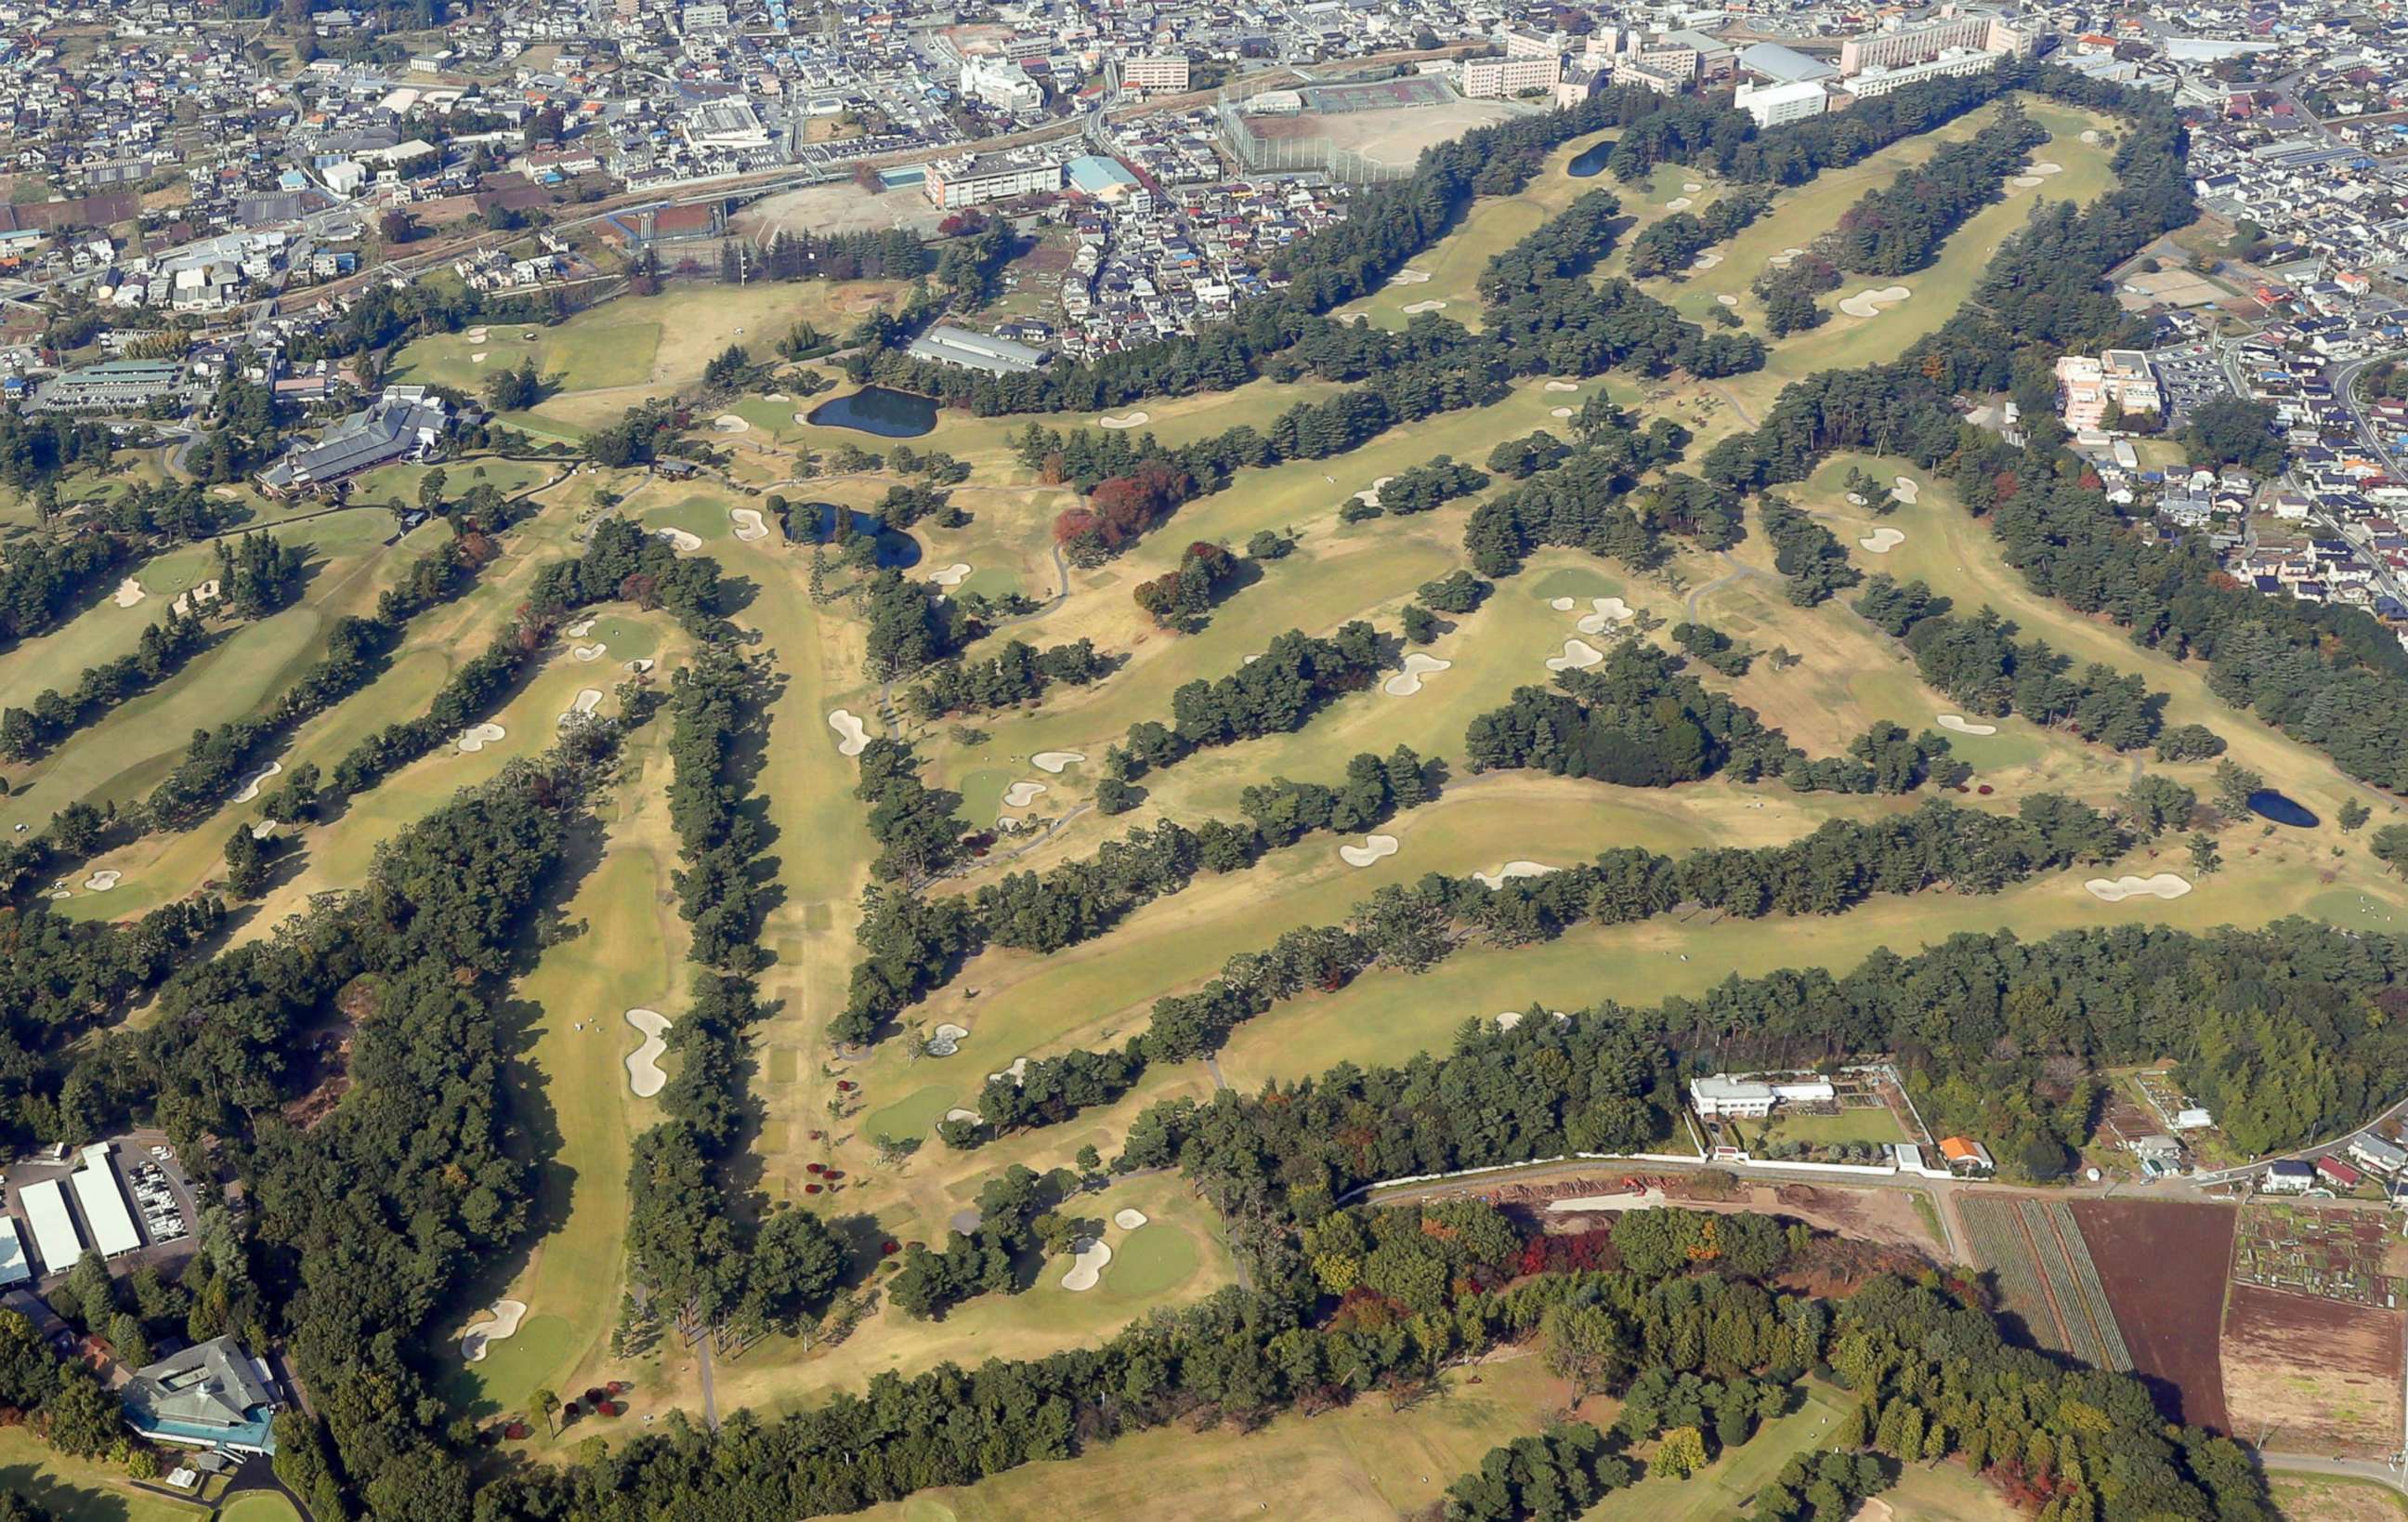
[2149,343,2235,426]
[1,1133,202,1286]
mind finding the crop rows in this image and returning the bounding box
[2022,1200,2132,1373]
[1961,1198,2070,1354]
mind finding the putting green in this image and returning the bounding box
[867,1082,963,1143]
[453,1313,576,1417]
[1526,565,1627,603]
[1095,1223,1199,1300]
[217,1489,307,1522]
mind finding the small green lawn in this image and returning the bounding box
[217,1492,307,1522]
[1759,1108,1912,1148]
[0,1427,208,1522]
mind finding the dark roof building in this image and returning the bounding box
[122,1335,281,1454]
[256,387,448,496]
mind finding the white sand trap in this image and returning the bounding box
[1547,638,1604,672]
[624,1008,670,1096]
[1472,860,1561,890]
[111,577,146,608]
[458,1299,525,1362]
[169,579,221,617]
[83,871,121,892]
[929,562,973,587]
[1847,492,1867,506]
[2084,873,2192,903]
[1544,380,1580,393]
[713,414,749,434]
[2010,175,2044,189]
[1400,299,1449,314]
[1113,1208,1149,1230]
[988,1056,1030,1086]
[231,762,281,804]
[1715,294,1739,308]
[1339,833,1399,869]
[571,643,608,663]
[2079,129,2101,145]
[793,412,812,425]
[1097,411,1152,429]
[1001,781,1048,807]
[1383,653,1451,697]
[1392,268,1433,284]
[472,352,490,365]
[1551,406,1577,418]
[561,689,603,723]
[1576,597,1632,634]
[1666,197,1693,211]
[455,721,506,754]
[1693,251,1723,270]
[943,1108,980,1125]
[1837,286,1913,319]
[1495,1010,1525,1030]
[1935,714,1997,737]
[566,618,596,637]
[250,820,278,843]
[1243,655,1263,666]
[927,1022,969,1057]
[2031,161,2063,176]
[729,507,769,542]
[1031,750,1085,773]
[1782,247,1804,257]
[1858,528,1905,554]
[829,709,870,756]
[1549,597,1577,611]
[1891,476,1919,503]
[654,527,704,552]
[625,658,654,674]
[766,392,789,402]
[1061,1238,1113,1292]
[1682,181,1703,192]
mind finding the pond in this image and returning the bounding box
[796,502,922,569]
[805,385,938,438]
[2245,789,2320,828]
[1567,139,1614,178]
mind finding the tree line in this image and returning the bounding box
[1829,101,2043,276]
[1626,187,1774,281]
[0,602,210,761]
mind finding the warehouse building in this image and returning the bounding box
[19,1178,82,1274]
[33,357,191,412]
[72,1143,142,1259]
[905,323,1050,374]
[0,1218,28,1289]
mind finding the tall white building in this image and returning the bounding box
[1735,79,1829,127]
[1123,55,1190,95]
[962,55,1043,112]
[1461,56,1561,98]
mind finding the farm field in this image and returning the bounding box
[2221,1282,2407,1457]
[1957,1197,2131,1371]
[2270,1473,2408,1521]
[2068,1199,2236,1432]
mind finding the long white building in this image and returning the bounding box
[72,1143,143,1259]
[20,1178,82,1274]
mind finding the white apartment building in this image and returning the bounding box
[1613,59,1686,96]
[923,154,1064,209]
[1123,55,1190,95]
[1461,55,1561,98]
[1839,12,2032,74]
[2056,350,2161,430]
[1844,48,2009,99]
[1736,79,1829,128]
[962,54,1043,112]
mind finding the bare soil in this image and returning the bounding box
[2222,1282,2406,1456]
[2072,1199,2236,1432]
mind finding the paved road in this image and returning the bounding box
[2261,1451,2406,1492]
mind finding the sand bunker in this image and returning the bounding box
[625,658,655,674]
[1858,528,1906,554]
[2085,873,2192,903]
[729,507,769,542]
[1472,860,1561,890]
[1495,1010,1525,1030]
[2010,175,2044,189]
[1549,597,1577,611]
[572,643,609,663]
[1892,476,1920,504]
[1665,197,1693,211]
[1693,251,1724,270]
[1575,597,1631,634]
[943,1108,980,1124]
[1935,714,1998,737]
[654,527,703,552]
[1682,181,1703,192]
[2031,161,2063,176]
[1031,751,1085,774]
[1339,833,1399,868]
[455,721,506,754]
[624,1008,670,1096]
[170,579,221,617]
[458,1299,525,1362]
[1715,294,1739,307]
[927,1022,969,1057]
[1847,492,1868,506]
[793,412,812,425]
[566,618,596,637]
[1837,286,1912,319]
[1544,380,1580,393]
[250,820,277,841]
[83,871,121,892]
[1551,406,1577,418]
[231,761,282,804]
[472,353,490,365]
[1547,638,1604,672]
[1113,1208,1149,1230]
[828,709,870,756]
[1392,268,1432,284]
[561,689,603,723]
[1001,781,1048,807]
[1061,1238,1113,1292]
[1383,653,1451,697]
[1400,299,1449,314]
[1097,412,1151,429]
[713,414,749,433]
[2079,129,2101,145]
[988,1056,1030,1086]
[111,577,146,608]
[929,562,973,588]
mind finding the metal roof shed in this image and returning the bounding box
[72,1144,142,1258]
[20,1179,83,1273]
[0,1218,29,1288]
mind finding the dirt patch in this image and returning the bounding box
[2072,1199,2235,1431]
[1495,1175,1941,1258]
[2222,1282,2405,1456]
